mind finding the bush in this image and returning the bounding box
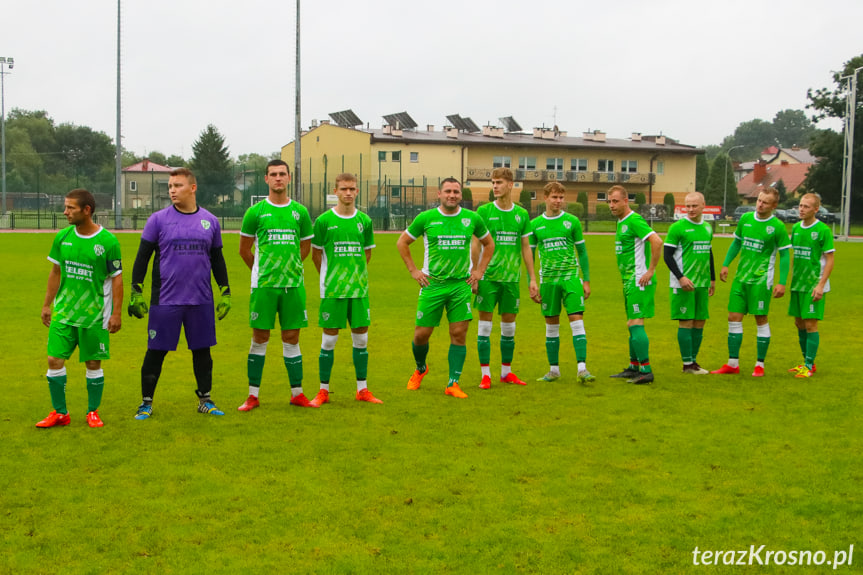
[663,193,675,215]
[519,190,533,209]
[462,188,473,201]
[595,203,613,220]
[536,202,546,215]
[630,203,640,214]
[634,192,647,206]
[567,202,584,218]
[577,191,588,215]
[488,190,495,202]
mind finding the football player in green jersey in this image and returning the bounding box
[530,182,593,383]
[38,189,123,428]
[787,193,835,378]
[238,160,316,410]
[310,173,382,405]
[471,168,538,389]
[663,192,715,375]
[712,188,790,377]
[608,185,663,384]
[397,178,494,399]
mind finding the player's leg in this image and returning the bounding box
[137,305,181,418]
[347,298,379,403]
[624,285,655,383]
[499,281,523,384]
[409,284,444,389]
[443,283,473,398]
[241,287,279,410]
[277,288,314,407]
[562,278,589,382]
[713,281,746,374]
[182,304,223,415]
[538,283,563,381]
[671,287,695,369]
[788,292,808,372]
[314,298,347,406]
[690,287,709,373]
[474,280,496,387]
[40,322,75,426]
[751,284,773,377]
[803,318,819,374]
[83,360,106,427]
[611,288,640,378]
[79,325,111,426]
[796,292,823,377]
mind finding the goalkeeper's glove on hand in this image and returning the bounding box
[216,285,232,320]
[128,283,149,318]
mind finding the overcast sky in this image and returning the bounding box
[3,0,861,159]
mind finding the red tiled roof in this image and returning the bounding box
[736,163,811,199]
[123,160,173,173]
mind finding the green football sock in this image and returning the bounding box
[572,334,587,363]
[756,336,770,363]
[797,329,808,358]
[412,341,429,373]
[284,355,303,388]
[247,354,266,387]
[728,332,743,360]
[628,337,638,368]
[500,336,515,365]
[86,372,105,412]
[545,337,560,366]
[319,349,334,383]
[477,335,491,365]
[47,374,68,415]
[353,346,368,381]
[692,327,704,360]
[678,327,693,363]
[447,344,466,386]
[629,325,651,373]
[805,332,819,369]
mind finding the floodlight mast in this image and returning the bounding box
[115,1,122,228]
[294,0,302,204]
[840,67,862,239]
[0,56,13,217]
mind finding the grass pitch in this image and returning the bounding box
[0,231,861,574]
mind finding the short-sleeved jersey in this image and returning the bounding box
[405,207,489,284]
[311,208,375,298]
[790,219,834,293]
[529,212,585,283]
[241,198,313,289]
[47,226,122,329]
[141,205,222,305]
[665,216,714,289]
[476,201,531,282]
[732,212,791,287]
[615,211,657,287]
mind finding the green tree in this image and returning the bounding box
[488,189,495,202]
[695,154,709,191]
[775,179,788,204]
[595,203,613,220]
[705,153,738,213]
[519,190,533,211]
[166,154,186,167]
[146,151,168,166]
[121,150,140,167]
[577,191,588,214]
[190,124,234,206]
[54,123,114,183]
[634,192,646,205]
[805,53,863,214]
[729,119,776,160]
[663,192,675,215]
[772,109,816,148]
[566,202,584,218]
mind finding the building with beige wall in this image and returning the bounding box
[121,159,172,211]
[281,121,701,217]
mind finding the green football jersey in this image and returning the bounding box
[241,198,313,289]
[665,216,713,288]
[311,208,375,298]
[615,211,657,287]
[790,219,834,293]
[477,201,531,283]
[47,226,122,329]
[732,212,791,286]
[406,207,489,284]
[529,212,585,283]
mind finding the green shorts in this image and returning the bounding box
[788,290,826,320]
[475,280,520,315]
[250,287,308,330]
[623,282,655,320]
[540,278,585,317]
[728,280,771,316]
[416,280,473,327]
[670,287,710,321]
[47,321,110,362]
[319,297,371,329]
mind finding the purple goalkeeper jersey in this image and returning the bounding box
[141,205,222,305]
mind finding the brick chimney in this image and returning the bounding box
[753,160,767,184]
[142,159,150,172]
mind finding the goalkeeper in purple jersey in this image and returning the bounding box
[127,168,232,419]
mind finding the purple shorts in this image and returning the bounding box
[147,304,216,351]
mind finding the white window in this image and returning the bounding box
[493,156,511,168]
[392,151,401,162]
[629,194,637,201]
[129,180,137,192]
[530,191,537,200]
[546,157,564,170]
[571,158,588,172]
[621,160,638,173]
[132,198,142,208]
[657,161,664,175]
[596,192,607,201]
[410,152,419,163]
[519,157,536,170]
[597,159,614,172]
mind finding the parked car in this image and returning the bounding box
[816,207,840,224]
[732,205,755,221]
[774,209,799,223]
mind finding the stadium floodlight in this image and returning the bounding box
[1,56,13,217]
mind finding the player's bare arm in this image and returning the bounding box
[521,235,539,301]
[312,246,323,274]
[638,233,663,286]
[397,232,429,287]
[468,234,495,287]
[812,251,834,302]
[300,238,311,262]
[239,235,255,270]
[41,264,61,327]
[108,273,123,334]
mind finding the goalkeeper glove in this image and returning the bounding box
[216,285,232,320]
[128,283,149,318]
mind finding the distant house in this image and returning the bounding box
[736,156,812,205]
[121,159,173,210]
[735,146,816,183]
